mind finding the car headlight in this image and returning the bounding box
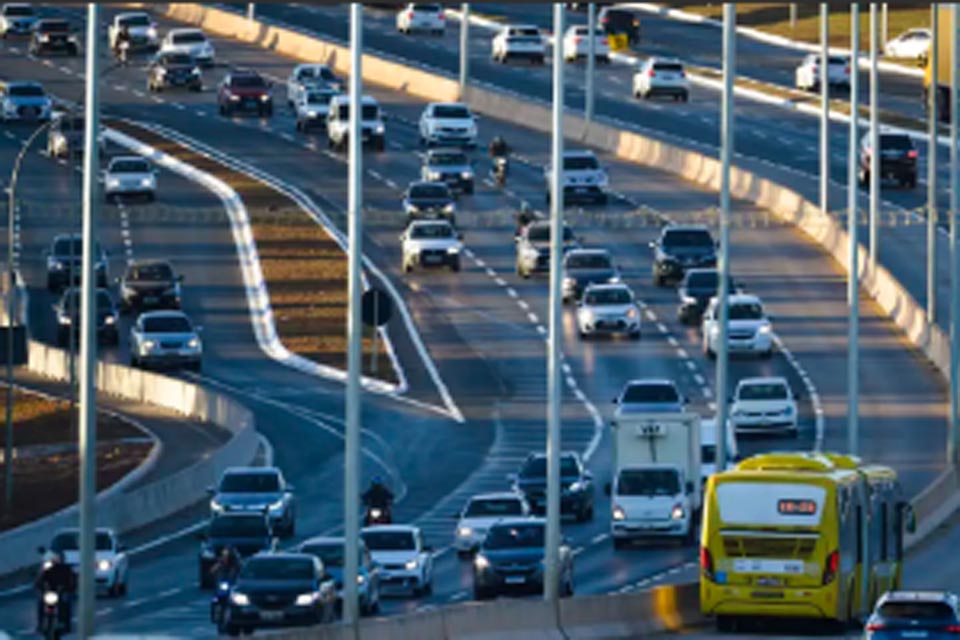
[229,94,240,101]
[147,25,157,38]
[294,592,317,606]
[231,592,250,606]
[49,260,65,271]
[612,505,626,521]
[142,339,157,351]
[268,499,284,512]
[58,315,71,326]
[260,94,271,102]
[43,591,59,606]
[758,324,772,335]
[460,170,473,179]
[563,277,576,288]
[404,202,417,214]
[140,177,153,188]
[306,109,318,118]
[187,337,201,349]
[156,66,167,77]
[374,122,385,134]
[210,499,224,513]
[38,33,49,41]
[442,203,455,214]
[106,177,120,188]
[105,315,116,325]
[474,554,490,570]
[428,171,442,181]
[457,526,473,538]
[567,481,585,493]
[97,559,111,572]
[447,246,460,254]
[404,559,418,571]
[671,504,686,520]
[191,66,201,76]
[681,294,697,305]
[607,275,621,284]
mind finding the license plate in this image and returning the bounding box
[756,576,782,587]
[750,590,784,599]
[505,576,526,585]
[575,187,588,193]
[734,559,804,575]
[143,296,158,304]
[423,255,442,264]
[901,632,929,639]
[260,611,284,621]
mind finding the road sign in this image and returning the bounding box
[362,288,392,327]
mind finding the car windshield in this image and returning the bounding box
[162,53,194,66]
[584,288,631,305]
[172,32,205,44]
[335,104,380,120]
[240,558,314,581]
[53,237,94,257]
[120,15,150,27]
[209,516,268,538]
[8,85,44,97]
[62,290,113,312]
[484,523,543,550]
[877,602,955,621]
[738,383,788,401]
[300,543,364,568]
[728,302,764,320]
[409,185,449,199]
[39,21,69,32]
[520,456,578,479]
[618,469,680,496]
[231,75,266,88]
[527,224,573,242]
[566,253,611,270]
[430,152,468,166]
[362,530,415,551]
[433,105,470,119]
[50,531,113,552]
[410,224,453,239]
[142,315,193,333]
[564,155,599,170]
[653,62,684,73]
[299,66,334,80]
[128,263,173,282]
[622,383,679,404]
[306,91,335,104]
[220,472,280,493]
[4,6,34,16]
[663,230,713,247]
[881,135,913,150]
[465,498,524,518]
[574,27,604,37]
[110,159,150,174]
[685,271,719,290]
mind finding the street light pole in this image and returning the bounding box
[715,3,735,473]
[246,3,255,21]
[77,3,101,637]
[929,5,939,325]
[819,3,829,217]
[586,2,596,123]
[847,2,860,457]
[869,4,879,275]
[950,4,959,465]
[544,1,565,605]
[459,3,469,96]
[342,2,364,628]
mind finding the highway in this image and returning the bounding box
[0,4,951,638]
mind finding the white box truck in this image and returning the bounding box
[607,411,701,548]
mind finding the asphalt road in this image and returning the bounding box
[0,5,949,638]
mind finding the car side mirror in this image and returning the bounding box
[793,391,802,401]
[727,396,734,404]
[286,484,295,492]
[506,473,517,484]
[423,545,434,553]
[685,481,694,495]
[683,397,690,405]
[648,241,656,249]
[117,543,127,552]
[196,325,204,333]
[206,485,215,495]
[603,482,611,496]
[612,397,619,404]
[584,471,593,481]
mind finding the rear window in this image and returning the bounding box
[162,53,194,66]
[663,229,713,247]
[128,263,173,281]
[509,27,540,37]
[465,498,524,518]
[877,601,956,621]
[433,105,470,119]
[110,159,150,174]
[622,383,679,404]
[526,224,573,242]
[409,184,450,199]
[881,135,914,150]
[653,62,684,73]
[231,75,267,88]
[240,557,314,581]
[172,31,205,44]
[413,4,441,12]
[8,84,44,97]
[335,104,380,121]
[220,472,280,493]
[430,152,468,166]
[119,15,150,27]
[565,253,612,269]
[39,20,69,32]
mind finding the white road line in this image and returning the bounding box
[677,348,689,359]
[506,287,518,298]
[694,374,706,385]
[644,309,656,321]
[494,277,506,286]
[527,312,539,324]
[485,267,496,278]
[536,325,547,336]
[684,360,697,371]
[666,336,679,347]
[368,169,383,181]
[517,299,530,311]
[656,322,668,334]
[474,258,486,268]
[385,178,398,189]
[132,89,146,98]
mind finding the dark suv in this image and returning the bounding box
[677,268,738,324]
[865,591,960,639]
[45,233,108,292]
[599,7,640,44]
[198,513,274,589]
[218,70,273,117]
[29,19,78,56]
[53,287,119,347]
[118,260,183,311]
[859,132,918,189]
[147,52,202,92]
[650,225,717,287]
[509,452,594,522]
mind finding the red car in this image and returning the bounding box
[217,70,273,117]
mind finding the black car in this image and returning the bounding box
[472,519,574,600]
[509,452,594,522]
[677,268,737,324]
[865,591,960,639]
[561,249,620,303]
[599,7,640,44]
[30,19,78,56]
[198,513,274,589]
[53,287,119,347]
[45,234,108,292]
[859,132,918,189]
[147,52,202,92]
[222,553,336,635]
[650,225,717,287]
[402,181,456,224]
[118,260,183,312]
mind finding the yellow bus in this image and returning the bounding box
[699,452,913,631]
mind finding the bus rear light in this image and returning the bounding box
[822,550,839,585]
[700,546,715,581]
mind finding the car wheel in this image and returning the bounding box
[118,577,128,597]
[564,577,574,597]
[630,330,641,341]
[464,184,474,195]
[473,586,493,601]
[652,272,664,287]
[762,348,774,360]
[403,262,412,274]
[680,91,689,102]
[450,259,461,272]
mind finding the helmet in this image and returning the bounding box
[42,550,60,569]
[372,475,384,486]
[520,202,531,214]
[220,547,232,559]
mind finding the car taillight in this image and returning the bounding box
[648,68,656,77]
[438,11,445,19]
[574,36,583,44]
[700,547,715,581]
[908,149,919,159]
[601,38,608,45]
[945,625,960,633]
[821,550,839,585]
[679,71,686,78]
[864,623,885,631]
[845,66,851,74]
[407,10,414,18]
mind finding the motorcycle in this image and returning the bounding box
[114,40,130,65]
[363,504,393,526]
[491,156,509,186]
[40,589,69,640]
[210,579,233,632]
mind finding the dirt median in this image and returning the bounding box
[107,119,397,384]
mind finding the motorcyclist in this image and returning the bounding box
[209,546,241,585]
[113,24,132,64]
[488,135,510,159]
[515,203,534,236]
[35,551,75,633]
[362,476,394,511]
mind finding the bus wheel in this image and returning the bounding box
[716,615,737,632]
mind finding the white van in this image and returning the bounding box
[699,417,738,485]
[326,94,385,152]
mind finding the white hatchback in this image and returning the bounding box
[47,527,130,597]
[795,54,850,91]
[418,102,477,147]
[701,293,775,359]
[361,525,434,597]
[562,25,610,63]
[160,28,215,66]
[104,156,156,202]
[884,28,931,61]
[454,492,530,554]
[730,376,799,436]
[633,57,689,102]
[576,283,641,339]
[396,3,445,35]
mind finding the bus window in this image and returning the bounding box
[856,506,863,563]
[880,503,888,561]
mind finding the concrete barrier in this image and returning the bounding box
[0,339,259,576]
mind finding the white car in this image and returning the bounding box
[576,283,641,340]
[884,28,931,61]
[545,150,609,205]
[160,28,214,66]
[396,3,445,35]
[562,25,610,63]
[454,492,530,555]
[418,102,477,147]
[108,12,158,51]
[491,24,545,65]
[286,63,342,105]
[104,155,156,202]
[46,527,129,597]
[699,417,738,484]
[294,85,340,132]
[795,53,850,91]
[326,94,385,151]
[130,309,202,371]
[1,81,51,121]
[400,219,462,273]
[0,3,36,37]
[701,293,775,359]
[729,376,799,436]
[360,525,434,597]
[633,57,689,102]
